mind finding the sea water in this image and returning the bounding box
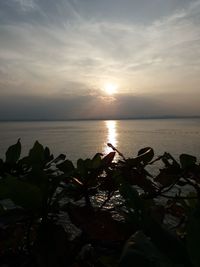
[0,119,199,162]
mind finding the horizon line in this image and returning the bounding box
[0,115,200,122]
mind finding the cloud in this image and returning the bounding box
[0,92,199,120]
[13,0,38,12]
[0,0,199,119]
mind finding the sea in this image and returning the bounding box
[0,118,200,163]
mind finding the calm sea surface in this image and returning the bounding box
[0,119,199,161]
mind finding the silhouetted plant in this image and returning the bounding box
[0,140,200,267]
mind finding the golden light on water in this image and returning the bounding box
[104,120,118,154]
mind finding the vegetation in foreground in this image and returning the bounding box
[0,140,200,267]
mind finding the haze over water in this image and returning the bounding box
[0,119,199,161]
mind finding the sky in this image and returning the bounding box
[0,0,200,120]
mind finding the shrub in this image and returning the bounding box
[0,140,200,266]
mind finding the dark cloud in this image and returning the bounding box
[0,0,197,26]
[72,0,196,24]
[0,92,199,120]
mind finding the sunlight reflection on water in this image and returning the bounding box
[0,119,199,161]
[103,120,118,155]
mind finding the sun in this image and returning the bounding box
[103,83,118,95]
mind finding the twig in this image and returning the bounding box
[107,143,126,160]
[160,177,182,194]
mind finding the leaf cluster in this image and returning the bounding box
[0,141,200,267]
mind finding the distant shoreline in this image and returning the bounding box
[0,116,200,122]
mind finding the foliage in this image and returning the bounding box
[0,140,200,266]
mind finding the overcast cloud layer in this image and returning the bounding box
[0,0,200,119]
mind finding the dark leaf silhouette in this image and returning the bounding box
[137,147,154,165]
[5,139,21,164]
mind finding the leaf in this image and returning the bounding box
[99,174,117,192]
[61,183,84,200]
[0,203,5,215]
[187,202,200,267]
[99,255,119,267]
[180,154,197,170]
[67,204,128,241]
[184,192,198,210]
[57,160,74,174]
[149,205,165,224]
[102,152,115,167]
[125,158,139,167]
[166,202,185,218]
[0,176,42,211]
[155,167,180,187]
[125,148,154,168]
[119,231,172,267]
[44,146,54,162]
[77,158,87,177]
[91,153,102,169]
[126,169,155,193]
[119,181,143,218]
[51,154,66,164]
[5,139,21,164]
[0,158,4,172]
[137,147,154,165]
[84,158,92,169]
[28,141,45,165]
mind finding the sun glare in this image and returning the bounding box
[104,83,118,95]
[104,120,118,155]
